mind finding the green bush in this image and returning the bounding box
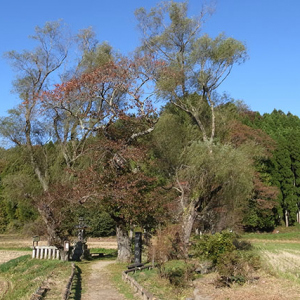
[162,260,194,287]
[191,231,237,264]
[191,231,260,286]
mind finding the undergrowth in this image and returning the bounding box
[131,267,194,300]
[191,231,260,286]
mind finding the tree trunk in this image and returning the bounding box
[285,209,289,227]
[181,200,197,257]
[37,204,62,246]
[116,224,131,263]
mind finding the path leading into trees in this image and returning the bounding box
[81,260,125,300]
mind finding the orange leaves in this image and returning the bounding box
[227,120,276,155]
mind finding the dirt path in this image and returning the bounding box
[81,260,125,300]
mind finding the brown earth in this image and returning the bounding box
[0,234,118,250]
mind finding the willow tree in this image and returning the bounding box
[136,1,250,253]
[136,1,247,142]
[3,21,70,192]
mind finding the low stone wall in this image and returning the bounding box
[122,266,158,300]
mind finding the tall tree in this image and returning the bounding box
[3,21,162,259]
[245,110,300,227]
[136,1,249,253]
[3,21,70,192]
[136,1,247,142]
[1,21,74,243]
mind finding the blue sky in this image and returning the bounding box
[1,0,300,117]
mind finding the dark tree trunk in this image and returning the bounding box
[37,204,62,247]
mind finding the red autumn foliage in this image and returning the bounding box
[226,119,276,156]
[252,173,279,210]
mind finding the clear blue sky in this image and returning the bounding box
[1,0,300,117]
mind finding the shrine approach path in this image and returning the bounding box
[81,260,125,300]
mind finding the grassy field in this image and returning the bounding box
[252,241,300,283]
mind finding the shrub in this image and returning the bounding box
[216,250,260,286]
[148,225,185,269]
[163,260,194,287]
[191,231,237,264]
[191,231,260,286]
[87,211,116,237]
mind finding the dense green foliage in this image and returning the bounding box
[241,110,300,228]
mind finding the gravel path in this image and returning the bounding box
[82,260,125,300]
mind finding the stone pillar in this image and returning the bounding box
[134,232,142,264]
[56,249,60,260]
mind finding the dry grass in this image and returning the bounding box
[193,240,300,300]
[193,271,300,300]
[0,234,118,250]
[0,234,48,250]
[86,237,117,249]
[263,250,300,274]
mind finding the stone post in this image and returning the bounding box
[134,232,142,264]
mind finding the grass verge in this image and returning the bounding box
[129,267,194,300]
[243,225,300,241]
[0,255,72,299]
[106,262,140,300]
[0,247,32,251]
